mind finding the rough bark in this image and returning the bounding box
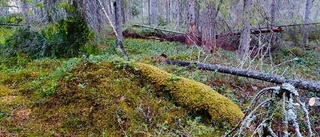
[164,59,320,92]
[238,0,252,59]
[303,0,312,46]
[96,0,103,34]
[114,0,130,60]
[202,2,218,52]
[186,0,200,46]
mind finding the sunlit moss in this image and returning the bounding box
[135,62,244,125]
[20,61,218,136]
[0,85,12,97]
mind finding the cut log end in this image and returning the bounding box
[309,97,320,107]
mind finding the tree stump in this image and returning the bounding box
[309,97,320,107]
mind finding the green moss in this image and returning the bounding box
[0,85,11,97]
[135,62,244,125]
[0,59,242,136]
[16,61,217,136]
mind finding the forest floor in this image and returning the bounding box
[1,38,320,136]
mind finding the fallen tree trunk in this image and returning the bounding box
[123,27,187,44]
[132,24,185,34]
[165,59,320,92]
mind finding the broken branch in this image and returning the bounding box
[165,59,320,92]
[309,97,320,107]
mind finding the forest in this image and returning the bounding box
[0,0,320,136]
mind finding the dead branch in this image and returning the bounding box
[97,0,129,60]
[165,59,320,92]
[0,23,24,26]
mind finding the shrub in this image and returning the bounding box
[1,17,94,58]
[3,27,46,58]
[0,14,24,24]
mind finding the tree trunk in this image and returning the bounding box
[187,0,196,46]
[107,0,113,15]
[202,2,217,52]
[166,0,171,24]
[96,0,103,34]
[21,0,30,26]
[177,0,184,29]
[120,0,126,24]
[270,0,276,26]
[114,0,130,60]
[149,0,158,25]
[238,0,252,59]
[43,0,60,23]
[164,59,320,92]
[269,0,278,48]
[303,0,311,46]
[141,0,144,24]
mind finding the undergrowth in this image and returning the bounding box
[1,35,319,136]
[0,57,226,136]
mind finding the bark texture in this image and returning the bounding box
[186,0,200,46]
[201,2,217,51]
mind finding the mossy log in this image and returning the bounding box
[165,59,320,92]
[135,63,244,125]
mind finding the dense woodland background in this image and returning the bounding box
[0,0,320,136]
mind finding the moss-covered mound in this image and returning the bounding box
[0,60,243,136]
[135,63,244,125]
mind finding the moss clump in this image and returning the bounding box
[26,61,219,136]
[0,59,242,136]
[0,85,11,97]
[135,62,244,125]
